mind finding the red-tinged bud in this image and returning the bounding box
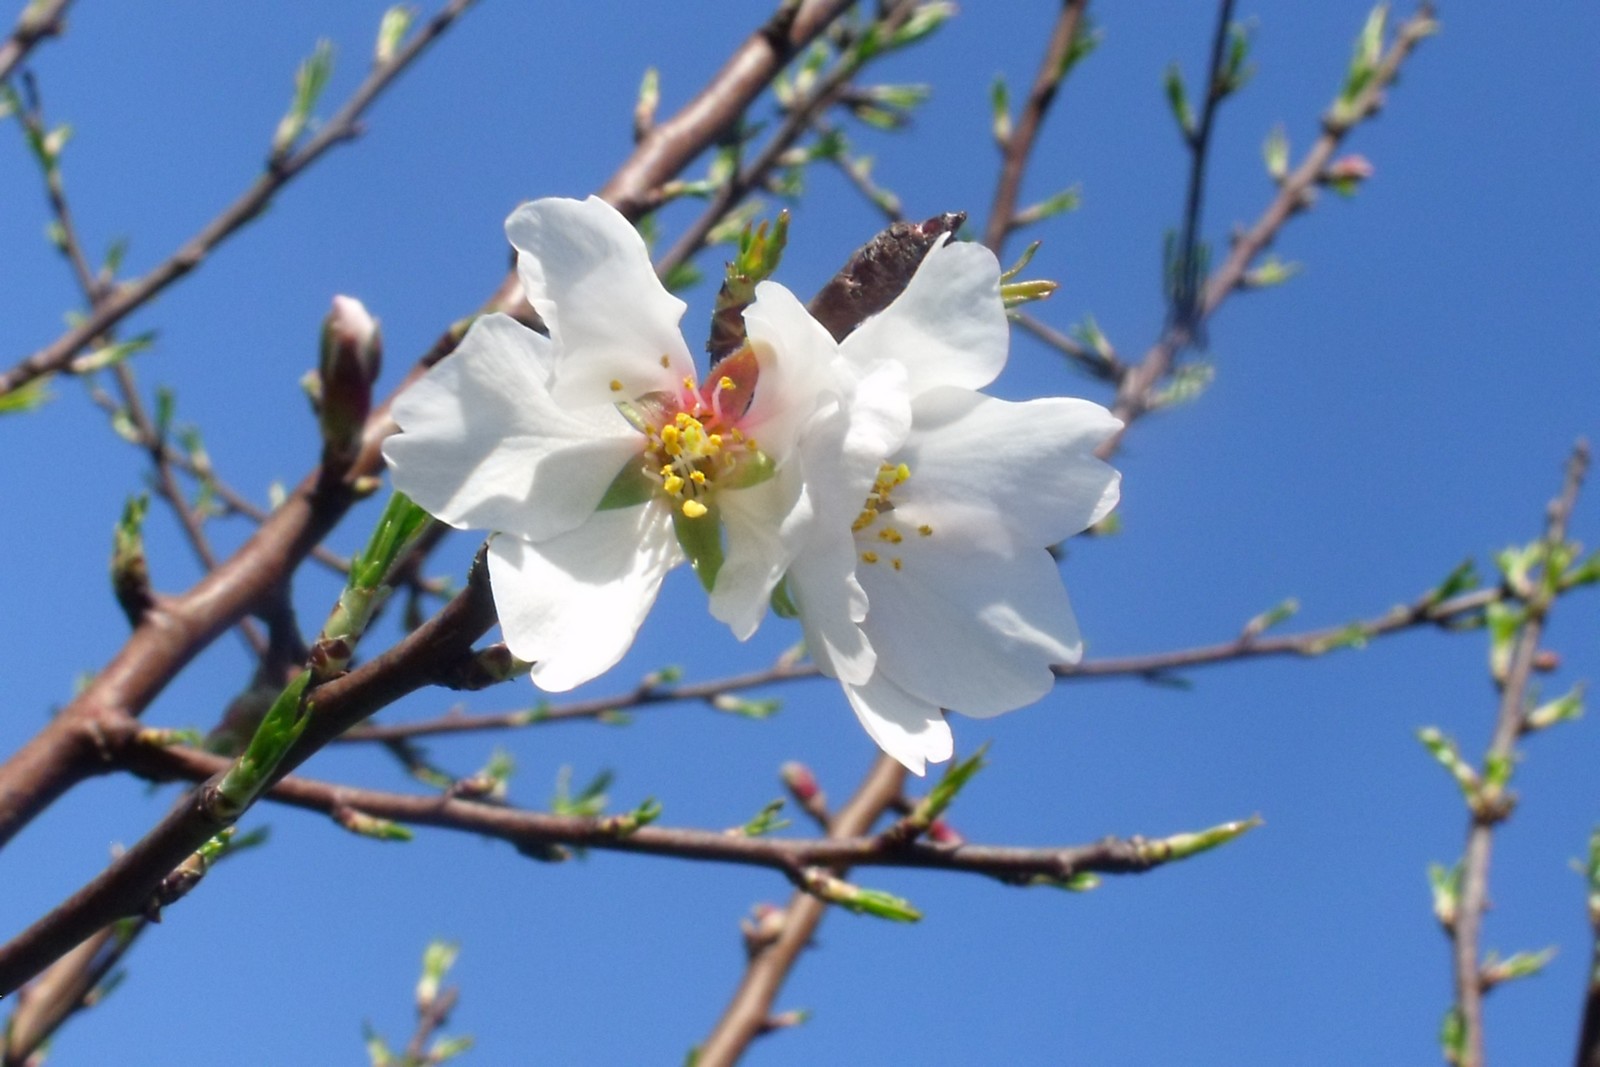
[1323,154,1375,198]
[318,295,383,462]
[780,761,819,802]
[927,818,965,846]
[1327,154,1375,181]
[741,902,788,952]
[1532,649,1561,673]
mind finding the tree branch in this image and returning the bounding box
[1107,4,1436,442]
[597,0,856,222]
[695,756,904,1066]
[0,0,479,399]
[982,0,1090,253]
[0,0,71,83]
[1449,441,1589,1067]
[0,566,497,998]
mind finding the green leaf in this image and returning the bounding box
[712,693,782,719]
[1262,123,1289,182]
[273,39,335,157]
[990,75,1011,145]
[1164,63,1194,139]
[0,375,54,415]
[736,798,791,837]
[1526,683,1584,732]
[374,6,414,65]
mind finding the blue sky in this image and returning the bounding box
[2,2,1598,1064]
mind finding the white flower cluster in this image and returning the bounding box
[384,197,1121,774]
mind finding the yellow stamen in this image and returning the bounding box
[918,524,934,537]
[861,550,879,564]
[681,499,708,519]
[892,558,903,571]
[719,376,735,391]
[690,470,706,486]
[609,379,624,392]
[878,528,903,544]
[662,474,684,495]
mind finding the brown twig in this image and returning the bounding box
[403,986,460,1065]
[0,0,479,399]
[111,742,1237,887]
[0,567,497,998]
[0,0,70,84]
[1577,827,1600,1067]
[812,117,904,224]
[654,0,923,281]
[1,921,139,1067]
[11,78,272,657]
[1448,441,1589,1067]
[1107,5,1436,442]
[336,577,1510,744]
[597,0,856,222]
[982,0,1090,253]
[695,756,904,1066]
[1165,0,1238,342]
[81,380,355,576]
[1012,309,1122,381]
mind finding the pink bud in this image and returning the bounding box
[1326,154,1374,182]
[319,295,383,459]
[780,761,819,801]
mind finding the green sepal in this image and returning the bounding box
[724,448,776,490]
[596,460,655,510]
[770,575,800,619]
[672,500,726,593]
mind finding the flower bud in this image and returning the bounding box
[318,295,382,462]
[1323,154,1375,197]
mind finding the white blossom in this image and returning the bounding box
[383,196,875,690]
[772,236,1123,775]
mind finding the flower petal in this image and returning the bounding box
[896,388,1122,546]
[840,237,1009,394]
[857,536,1081,717]
[504,196,692,403]
[711,472,802,640]
[384,314,644,544]
[782,357,911,685]
[843,673,953,777]
[742,280,845,456]
[487,506,682,692]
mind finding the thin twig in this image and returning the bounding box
[1576,827,1600,1067]
[1012,309,1122,381]
[1166,0,1237,341]
[1450,442,1589,1067]
[0,0,71,83]
[1,922,141,1067]
[695,757,905,1066]
[0,0,479,399]
[339,579,1510,744]
[0,569,498,998]
[982,0,1090,253]
[597,0,857,221]
[1107,5,1436,443]
[12,78,271,657]
[655,0,922,280]
[811,117,904,224]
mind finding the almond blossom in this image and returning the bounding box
[383,196,895,690]
[768,236,1123,775]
